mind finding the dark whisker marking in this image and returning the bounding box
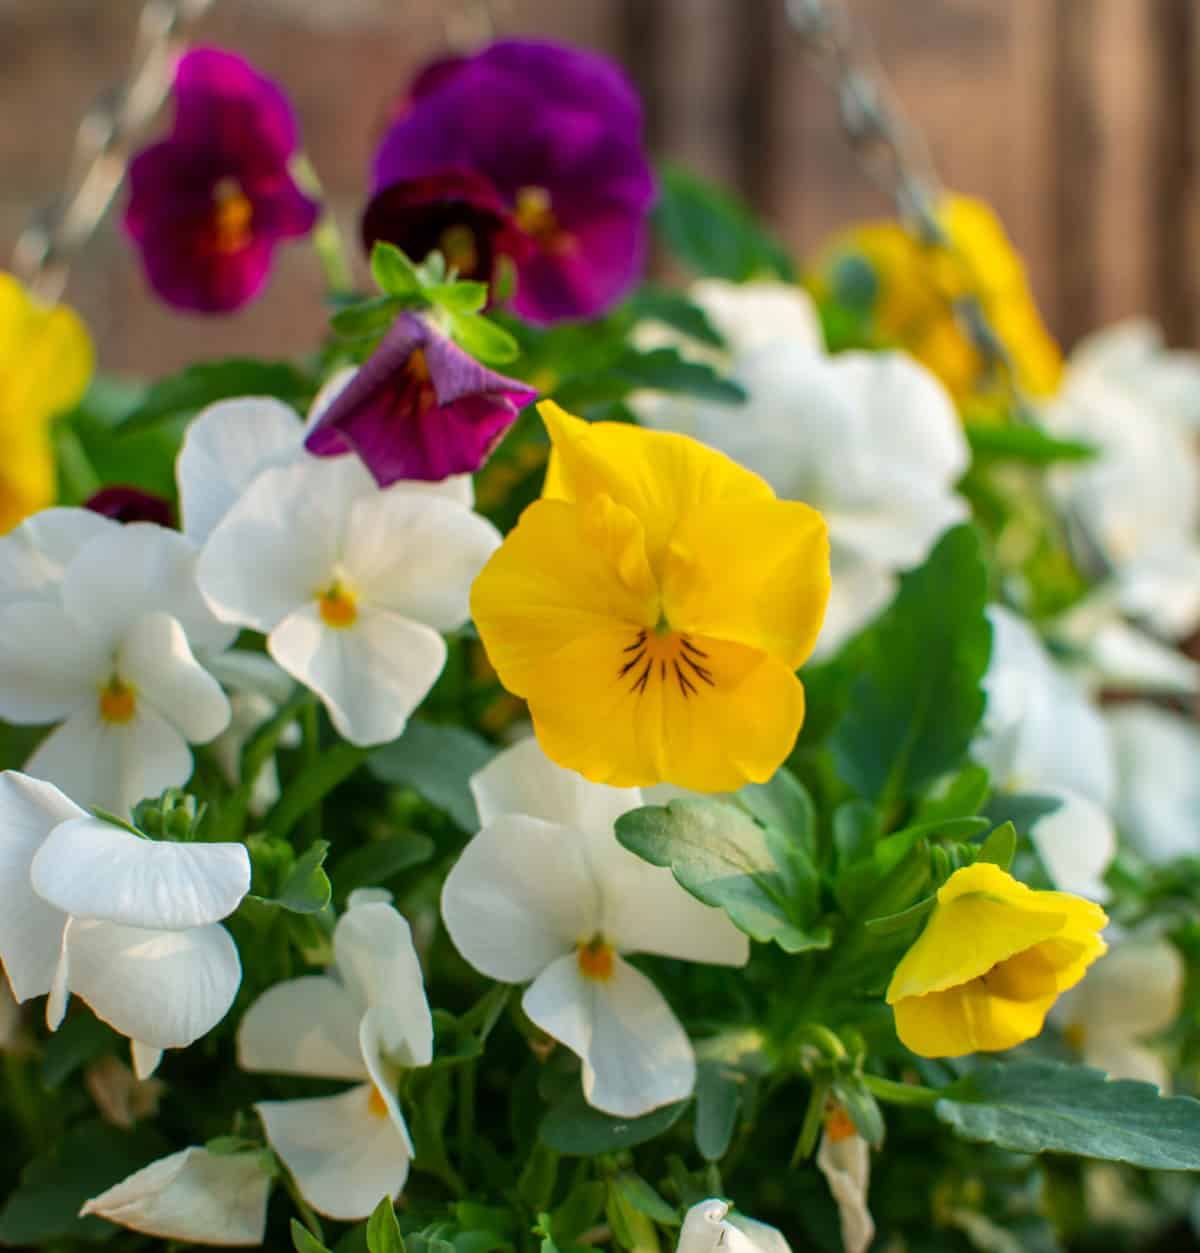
[680,637,709,659]
[618,647,647,679]
[632,656,653,695]
[660,661,666,680]
[681,652,715,685]
[623,631,647,653]
[674,659,698,697]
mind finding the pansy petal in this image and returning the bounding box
[816,1132,875,1253]
[30,817,249,930]
[0,772,79,1001]
[130,1040,163,1080]
[1029,787,1115,902]
[256,1086,411,1221]
[359,1008,416,1155]
[0,507,116,607]
[1059,935,1184,1042]
[344,489,499,631]
[441,815,597,982]
[80,1146,272,1247]
[176,397,303,545]
[523,951,695,1117]
[65,918,241,1050]
[237,975,366,1079]
[0,600,107,722]
[812,558,895,660]
[118,612,231,743]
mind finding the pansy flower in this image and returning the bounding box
[305,312,536,484]
[369,39,655,324]
[85,485,174,528]
[441,738,748,1117]
[470,403,830,792]
[125,48,319,313]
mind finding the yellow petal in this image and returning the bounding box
[524,626,806,792]
[539,401,772,569]
[0,273,94,423]
[0,426,55,533]
[893,975,1060,1058]
[661,496,830,669]
[470,494,659,701]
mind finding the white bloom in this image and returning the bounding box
[1107,704,1200,864]
[632,281,967,655]
[237,897,432,1221]
[1054,932,1183,1090]
[441,738,749,1117]
[0,507,117,607]
[0,524,232,815]
[676,1199,792,1253]
[197,455,499,746]
[972,607,1116,900]
[0,771,249,1076]
[816,1116,875,1253]
[81,1146,272,1247]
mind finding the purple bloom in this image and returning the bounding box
[370,39,655,325]
[85,485,175,528]
[125,47,320,314]
[305,313,537,483]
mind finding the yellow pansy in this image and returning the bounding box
[0,273,94,532]
[887,862,1107,1058]
[470,402,830,792]
[811,195,1062,410]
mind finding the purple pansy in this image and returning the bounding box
[124,47,320,314]
[305,313,536,484]
[85,485,175,527]
[368,39,655,325]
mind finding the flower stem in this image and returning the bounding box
[862,1074,940,1107]
[294,154,354,295]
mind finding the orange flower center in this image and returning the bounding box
[98,677,137,725]
[403,348,438,416]
[824,1103,858,1143]
[367,1085,390,1119]
[208,177,254,254]
[618,627,716,700]
[576,935,615,982]
[514,185,574,254]
[318,583,359,629]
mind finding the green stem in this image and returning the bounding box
[280,1161,325,1241]
[300,702,321,843]
[457,1058,477,1165]
[4,1052,48,1154]
[862,1074,940,1108]
[293,154,354,295]
[265,741,369,842]
[791,1077,829,1165]
[54,425,101,504]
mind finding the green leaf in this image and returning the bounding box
[371,242,423,299]
[976,821,1017,869]
[331,295,404,339]
[41,1007,118,1088]
[332,832,436,897]
[832,525,992,805]
[616,797,830,953]
[448,313,521,366]
[654,164,794,281]
[732,767,816,842]
[626,286,726,347]
[916,764,991,825]
[965,422,1097,465]
[265,743,371,841]
[293,1221,335,1253]
[366,1196,406,1253]
[276,840,332,914]
[368,721,496,831]
[830,1077,885,1149]
[540,1091,687,1155]
[427,281,489,316]
[609,347,744,404]
[119,360,313,434]
[693,1061,741,1162]
[613,1174,679,1226]
[935,1059,1200,1170]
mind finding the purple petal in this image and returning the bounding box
[305,313,537,483]
[134,219,275,314]
[85,486,175,528]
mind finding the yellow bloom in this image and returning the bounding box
[811,195,1062,410]
[887,862,1107,1058]
[0,273,93,532]
[470,402,830,791]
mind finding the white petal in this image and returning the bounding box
[1028,787,1115,902]
[1071,616,1200,695]
[816,1132,875,1253]
[205,650,296,707]
[197,458,371,633]
[1084,1036,1171,1091]
[80,1146,272,1246]
[344,490,499,632]
[359,1009,416,1156]
[0,508,117,607]
[725,1216,794,1253]
[1116,541,1200,638]
[689,278,824,357]
[1060,934,1184,1042]
[63,524,235,656]
[0,600,106,722]
[47,920,71,1029]
[237,975,366,1079]
[470,736,642,832]
[441,815,598,983]
[268,603,445,746]
[0,772,80,1000]
[118,612,231,743]
[131,1039,163,1080]
[677,1199,733,1253]
[27,704,194,817]
[522,952,695,1117]
[334,903,432,1066]
[30,817,249,929]
[177,396,305,545]
[65,918,241,1050]
[810,558,896,661]
[256,1086,411,1221]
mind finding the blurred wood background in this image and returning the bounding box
[1,0,1197,375]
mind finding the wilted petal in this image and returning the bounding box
[816,1129,875,1253]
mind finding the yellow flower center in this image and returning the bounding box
[576,935,615,982]
[98,677,137,725]
[318,583,359,629]
[208,177,254,255]
[440,224,480,276]
[514,186,573,254]
[618,627,716,700]
[367,1085,390,1119]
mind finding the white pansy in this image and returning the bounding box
[0,507,117,607]
[676,1199,792,1253]
[237,898,432,1221]
[197,456,499,746]
[816,1116,875,1253]
[1054,932,1184,1090]
[633,281,967,656]
[972,607,1116,900]
[80,1147,272,1247]
[1107,704,1200,864]
[0,524,232,815]
[0,771,249,1076]
[441,738,749,1117]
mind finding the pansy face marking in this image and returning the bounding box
[98,677,137,725]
